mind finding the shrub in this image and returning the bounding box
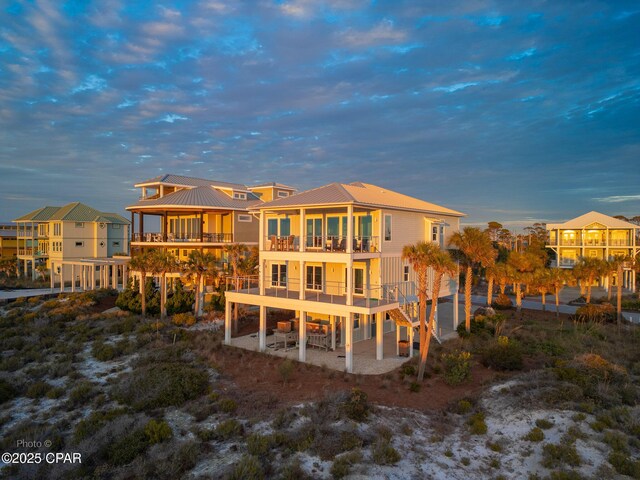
[165,280,195,316]
[442,351,472,385]
[0,379,17,404]
[247,433,272,456]
[68,381,95,406]
[91,340,119,361]
[112,362,209,410]
[409,382,421,393]
[524,427,545,442]
[372,439,401,465]
[575,303,616,323]
[46,387,64,399]
[278,359,295,384]
[481,339,523,371]
[468,412,487,435]
[73,408,126,443]
[144,419,172,444]
[108,428,149,466]
[608,451,640,478]
[536,418,554,430]
[603,431,629,454]
[542,442,581,468]
[172,312,196,327]
[400,364,416,376]
[218,397,238,413]
[330,451,362,479]
[26,381,52,399]
[492,293,513,310]
[342,388,370,422]
[456,399,473,414]
[227,455,264,480]
[214,419,243,440]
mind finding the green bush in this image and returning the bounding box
[442,351,472,385]
[73,408,126,443]
[112,362,209,410]
[575,303,616,323]
[536,418,554,430]
[608,451,640,478]
[456,399,473,414]
[91,340,119,361]
[144,419,172,444]
[342,388,370,422]
[214,419,243,440]
[524,427,545,442]
[108,428,149,466]
[165,280,195,316]
[409,381,421,393]
[603,431,629,454]
[481,339,523,371]
[172,312,196,327]
[0,379,17,404]
[542,442,581,468]
[492,293,513,310]
[218,397,238,413]
[278,359,295,384]
[227,455,264,480]
[68,381,95,406]
[116,278,160,315]
[26,381,52,399]
[247,433,272,456]
[372,439,401,465]
[330,451,362,479]
[468,412,488,435]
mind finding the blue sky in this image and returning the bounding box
[1,0,639,229]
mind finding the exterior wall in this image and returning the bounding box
[0,236,18,259]
[249,186,293,202]
[233,211,258,243]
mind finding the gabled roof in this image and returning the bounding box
[249,182,297,191]
[253,182,465,216]
[127,186,262,211]
[135,174,247,191]
[547,211,639,230]
[14,206,61,222]
[14,203,129,224]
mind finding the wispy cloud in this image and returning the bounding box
[594,195,640,203]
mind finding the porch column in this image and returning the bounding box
[31,260,36,281]
[453,290,459,330]
[112,265,118,289]
[59,265,64,293]
[50,262,54,292]
[299,260,305,300]
[346,258,353,306]
[340,316,346,346]
[376,312,383,360]
[91,266,95,290]
[434,303,439,338]
[259,305,267,352]
[364,314,370,340]
[331,316,336,350]
[98,266,103,288]
[396,325,400,356]
[299,208,305,252]
[71,264,76,292]
[298,311,306,362]
[345,313,353,373]
[409,326,414,357]
[346,205,353,253]
[122,264,128,288]
[224,300,232,345]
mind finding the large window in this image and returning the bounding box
[306,218,322,247]
[53,223,61,236]
[346,268,364,295]
[357,215,372,238]
[384,214,392,241]
[306,265,322,290]
[268,218,290,237]
[271,264,287,287]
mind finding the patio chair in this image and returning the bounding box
[338,238,346,251]
[287,235,295,251]
[270,234,277,251]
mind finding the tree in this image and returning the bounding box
[609,255,633,324]
[573,257,605,303]
[507,251,543,313]
[493,262,510,295]
[601,259,618,301]
[148,250,178,320]
[547,268,571,319]
[448,227,497,332]
[224,243,249,334]
[184,250,218,317]
[128,251,153,317]
[485,263,496,306]
[402,242,456,381]
[485,221,503,242]
[531,268,553,312]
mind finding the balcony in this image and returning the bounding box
[132,232,234,243]
[18,248,47,257]
[609,239,631,247]
[266,235,379,253]
[228,275,402,309]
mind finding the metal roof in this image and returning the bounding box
[135,174,248,190]
[249,182,297,191]
[547,211,639,230]
[127,185,262,211]
[254,182,465,216]
[14,206,61,222]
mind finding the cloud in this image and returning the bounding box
[340,19,407,47]
[594,195,640,203]
[72,75,107,93]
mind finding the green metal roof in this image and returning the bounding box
[14,203,129,224]
[14,206,61,222]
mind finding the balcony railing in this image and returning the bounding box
[132,232,234,243]
[18,248,47,257]
[266,235,379,253]
[227,275,399,308]
[609,239,630,246]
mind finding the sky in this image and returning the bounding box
[1,0,639,230]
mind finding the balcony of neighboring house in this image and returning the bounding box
[17,247,47,258]
[227,275,410,310]
[132,232,234,244]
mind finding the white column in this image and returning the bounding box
[91,266,95,290]
[396,324,400,356]
[409,326,414,357]
[345,313,353,373]
[376,312,383,360]
[453,290,459,330]
[224,300,232,345]
[299,260,305,300]
[259,305,266,352]
[299,311,306,362]
[59,265,64,292]
[258,209,264,251]
[31,260,36,281]
[122,264,128,288]
[71,264,76,292]
[50,262,55,292]
[346,205,353,253]
[299,208,305,252]
[112,265,118,289]
[331,316,336,351]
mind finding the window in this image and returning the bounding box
[267,218,290,237]
[53,223,61,236]
[271,264,287,287]
[112,224,121,229]
[112,241,120,247]
[277,191,289,198]
[353,314,361,330]
[75,222,84,228]
[306,218,322,247]
[589,250,598,258]
[432,226,438,242]
[384,214,392,241]
[347,268,364,295]
[238,214,252,222]
[404,265,410,282]
[75,241,84,247]
[233,192,247,200]
[306,265,322,290]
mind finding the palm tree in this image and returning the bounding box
[493,262,510,295]
[148,249,177,320]
[128,251,153,317]
[601,259,618,301]
[184,250,218,317]
[531,268,552,312]
[448,227,497,332]
[574,257,605,303]
[485,263,497,306]
[507,251,542,313]
[547,268,570,319]
[403,242,456,381]
[224,243,248,334]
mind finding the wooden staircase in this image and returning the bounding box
[388,307,441,344]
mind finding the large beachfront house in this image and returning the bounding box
[125,174,296,266]
[14,202,130,285]
[224,181,464,373]
[546,211,639,291]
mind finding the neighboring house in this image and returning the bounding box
[224,181,464,373]
[0,223,19,260]
[546,211,639,291]
[126,174,296,266]
[14,202,130,282]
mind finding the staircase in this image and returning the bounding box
[387,307,441,344]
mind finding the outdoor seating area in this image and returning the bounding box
[267,235,377,253]
[270,318,333,352]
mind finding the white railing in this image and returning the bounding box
[266,235,380,253]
